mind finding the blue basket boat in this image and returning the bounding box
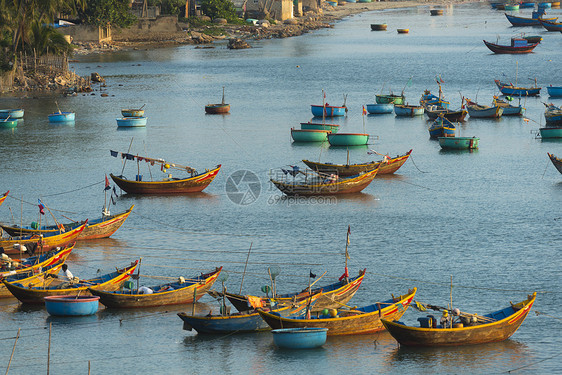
[116,117,148,127]
[272,328,328,349]
[311,104,346,117]
[366,103,394,114]
[48,111,75,123]
[0,109,24,119]
[44,295,100,316]
[547,86,562,97]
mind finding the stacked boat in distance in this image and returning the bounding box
[117,105,147,127]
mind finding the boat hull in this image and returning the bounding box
[547,86,562,97]
[311,105,346,117]
[328,133,369,146]
[205,104,230,114]
[467,105,503,118]
[302,150,412,176]
[0,119,18,128]
[366,103,394,114]
[370,24,387,31]
[44,295,100,316]
[116,117,147,127]
[483,40,539,54]
[540,19,562,31]
[291,129,330,142]
[438,136,479,149]
[540,127,562,138]
[425,108,468,121]
[376,94,404,105]
[48,112,75,122]
[110,165,221,194]
[121,109,145,117]
[179,311,270,333]
[0,223,86,255]
[272,328,328,349]
[0,191,8,208]
[495,80,541,96]
[394,105,424,116]
[0,109,24,119]
[547,153,562,174]
[300,122,340,133]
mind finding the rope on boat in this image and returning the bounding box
[408,154,429,173]
[505,353,562,373]
[41,180,104,197]
[5,195,80,214]
[534,311,562,322]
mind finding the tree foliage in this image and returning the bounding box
[149,0,186,16]
[200,0,238,22]
[79,0,137,28]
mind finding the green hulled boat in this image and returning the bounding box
[0,119,17,129]
[328,133,369,146]
[540,127,562,139]
[300,122,340,133]
[438,136,479,150]
[375,94,405,105]
[291,128,330,142]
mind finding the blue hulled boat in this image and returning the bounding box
[311,104,347,117]
[44,295,100,316]
[495,80,541,96]
[0,109,24,119]
[547,86,562,97]
[116,117,147,127]
[272,328,328,349]
[428,115,456,138]
[48,111,75,123]
[544,104,562,126]
[366,103,394,114]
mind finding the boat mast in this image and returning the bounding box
[121,137,134,175]
[221,86,225,105]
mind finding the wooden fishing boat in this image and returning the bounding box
[428,115,456,138]
[303,150,412,177]
[271,168,378,196]
[494,79,541,96]
[547,153,562,174]
[0,119,17,129]
[327,133,369,146]
[376,94,404,105]
[177,294,318,334]
[223,269,366,313]
[311,104,347,117]
[0,191,8,208]
[109,151,220,194]
[492,96,525,116]
[394,104,424,116]
[540,19,562,31]
[121,108,145,117]
[483,38,539,54]
[291,128,330,142]
[116,117,147,127]
[544,103,562,126]
[44,295,100,316]
[300,122,340,133]
[540,127,562,138]
[465,98,503,118]
[430,9,444,15]
[381,292,536,346]
[366,103,394,114]
[522,35,543,44]
[2,260,139,304]
[89,267,222,308]
[0,261,67,298]
[48,111,75,122]
[438,136,479,150]
[505,12,557,26]
[397,28,409,34]
[420,90,450,109]
[370,24,387,31]
[0,109,24,119]
[0,222,86,256]
[1,205,134,240]
[205,87,230,114]
[424,106,468,121]
[547,86,562,97]
[272,328,328,349]
[258,288,416,335]
[1,244,73,280]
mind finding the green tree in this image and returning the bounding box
[200,0,238,22]
[149,0,186,15]
[29,22,73,56]
[79,0,137,27]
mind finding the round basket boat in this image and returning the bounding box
[397,28,409,34]
[44,295,100,316]
[371,23,387,31]
[430,9,444,15]
[272,328,328,349]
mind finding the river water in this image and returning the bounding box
[1,2,561,374]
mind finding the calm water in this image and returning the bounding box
[1,2,562,374]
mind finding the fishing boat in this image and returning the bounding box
[540,18,562,31]
[302,150,412,176]
[376,94,404,105]
[109,150,220,194]
[328,133,369,146]
[177,293,318,334]
[465,98,504,118]
[504,12,556,26]
[291,128,330,142]
[116,117,147,127]
[223,269,367,313]
[420,89,450,109]
[205,87,230,114]
[44,295,100,316]
[496,3,505,9]
[271,168,378,195]
[483,38,539,54]
[272,328,328,349]
[504,3,520,10]
[539,1,552,8]
[424,106,468,121]
[539,127,562,138]
[430,9,444,15]
[492,96,525,116]
[544,103,562,126]
[89,267,222,308]
[381,292,536,346]
[121,108,145,117]
[258,288,416,335]
[522,35,543,44]
[0,259,69,298]
[428,115,456,138]
[0,109,24,119]
[366,103,394,114]
[547,86,562,97]
[2,260,139,304]
[310,104,347,117]
[370,24,387,31]
[438,136,479,150]
[494,79,541,96]
[48,111,75,123]
[0,119,17,129]
[397,28,409,34]
[1,244,73,281]
[394,104,424,116]
[300,121,340,133]
[0,191,8,208]
[1,205,134,240]
[520,1,536,8]
[0,223,86,256]
[547,153,562,174]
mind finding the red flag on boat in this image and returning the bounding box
[38,199,45,215]
[104,174,111,191]
[362,106,367,116]
[339,267,349,282]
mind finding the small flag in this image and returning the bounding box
[323,91,326,99]
[110,150,118,157]
[111,196,116,205]
[439,76,445,83]
[346,225,351,247]
[112,186,117,196]
[362,105,367,116]
[309,270,316,279]
[104,175,111,191]
[38,199,45,215]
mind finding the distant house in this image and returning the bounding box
[234,0,296,21]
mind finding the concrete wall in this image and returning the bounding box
[59,25,111,43]
[112,16,180,41]
[246,0,294,20]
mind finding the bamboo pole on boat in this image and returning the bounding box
[450,275,453,312]
[120,137,134,176]
[239,243,253,294]
[47,322,51,375]
[5,328,20,375]
[41,200,62,233]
